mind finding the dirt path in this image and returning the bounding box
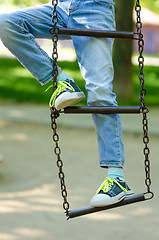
[0,107,158,240]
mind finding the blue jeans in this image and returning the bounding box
[0,0,125,168]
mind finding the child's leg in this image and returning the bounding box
[69,0,124,168]
[68,0,133,206]
[0,3,68,85]
[0,3,85,109]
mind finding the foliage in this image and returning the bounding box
[0,0,159,15]
[0,58,159,107]
[0,0,48,7]
[0,58,86,105]
[141,0,159,15]
[113,0,134,99]
[0,0,158,106]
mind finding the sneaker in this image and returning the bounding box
[49,79,85,110]
[90,177,134,207]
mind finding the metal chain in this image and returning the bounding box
[49,0,153,217]
[135,0,152,195]
[50,0,70,217]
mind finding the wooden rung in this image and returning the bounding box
[57,28,137,39]
[63,106,141,114]
[68,194,146,219]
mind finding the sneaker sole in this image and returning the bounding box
[55,92,85,110]
[90,190,134,207]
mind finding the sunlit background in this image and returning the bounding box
[0,1,159,240]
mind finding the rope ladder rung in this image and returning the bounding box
[68,193,147,219]
[50,0,154,220]
[50,27,139,40]
[63,106,141,114]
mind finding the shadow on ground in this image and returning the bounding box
[0,105,158,240]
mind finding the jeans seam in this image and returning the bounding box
[18,18,53,34]
[16,18,61,84]
[69,1,81,13]
[115,115,122,160]
[16,19,52,63]
[30,36,53,62]
[93,0,115,6]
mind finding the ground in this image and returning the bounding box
[0,104,158,240]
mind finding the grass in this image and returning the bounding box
[0,57,159,107]
[133,65,159,106]
[0,58,87,105]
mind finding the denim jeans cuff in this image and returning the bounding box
[40,67,62,86]
[100,160,124,169]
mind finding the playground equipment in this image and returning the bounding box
[49,0,154,219]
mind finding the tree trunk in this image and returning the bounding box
[113,0,135,100]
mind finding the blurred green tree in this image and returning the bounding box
[1,0,158,101]
[113,0,159,100]
[142,0,159,14]
[113,0,134,100]
[0,0,48,7]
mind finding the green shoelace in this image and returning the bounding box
[95,177,127,195]
[45,81,75,108]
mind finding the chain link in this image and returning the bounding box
[50,0,70,217]
[135,0,152,194]
[49,0,153,217]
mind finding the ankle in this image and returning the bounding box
[107,167,125,181]
[58,70,62,76]
[57,71,73,82]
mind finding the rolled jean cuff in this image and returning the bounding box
[40,66,61,86]
[100,160,124,169]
